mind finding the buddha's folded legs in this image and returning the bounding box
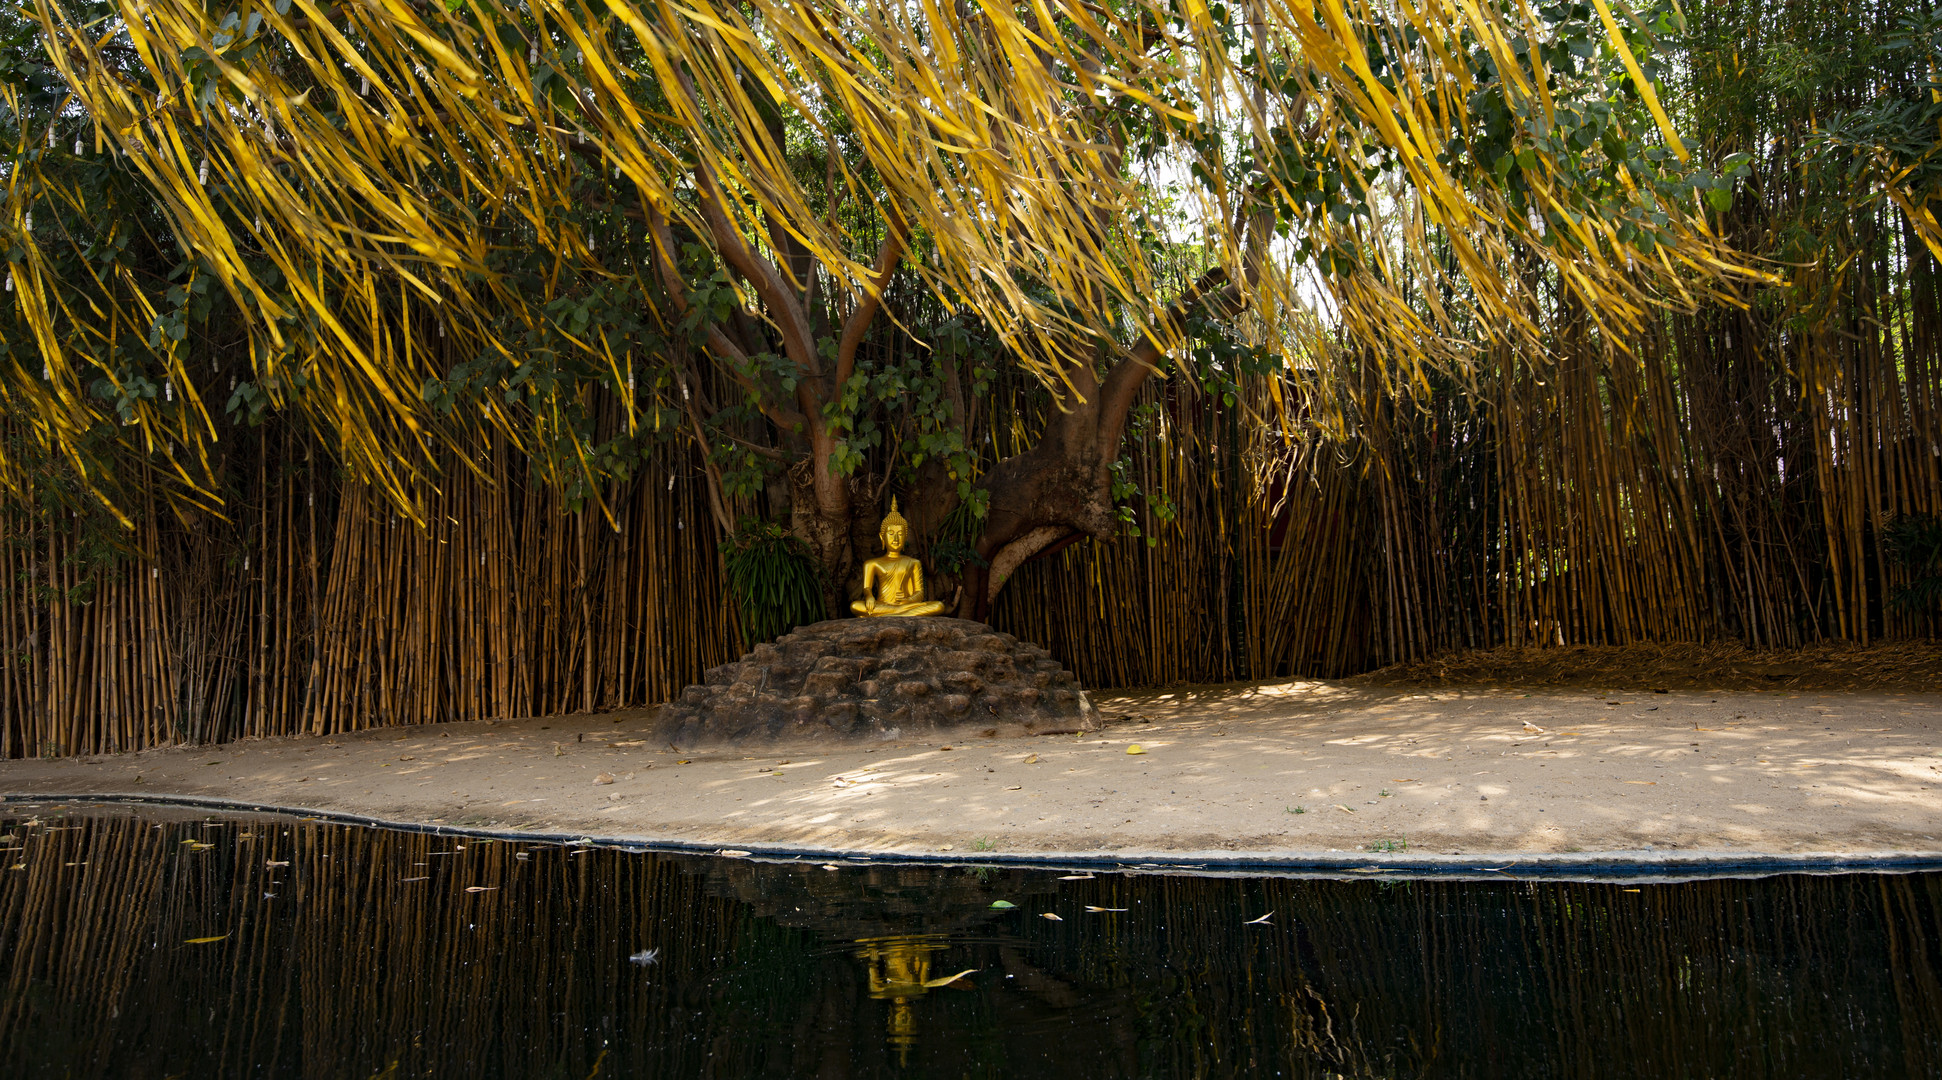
[852,599,947,617]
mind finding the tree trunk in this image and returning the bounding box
[957,401,1119,621]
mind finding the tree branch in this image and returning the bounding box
[646,207,807,432]
[832,202,907,390]
[1093,265,1244,465]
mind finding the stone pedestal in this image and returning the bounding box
[659,618,1096,748]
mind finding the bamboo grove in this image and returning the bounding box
[0,0,1937,755]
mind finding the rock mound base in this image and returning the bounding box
[660,618,1096,748]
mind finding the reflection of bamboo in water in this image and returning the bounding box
[2,813,1941,1077]
[0,814,186,1070]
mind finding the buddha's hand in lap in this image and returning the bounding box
[852,598,946,617]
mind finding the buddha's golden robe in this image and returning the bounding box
[852,555,946,617]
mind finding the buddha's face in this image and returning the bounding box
[882,522,906,551]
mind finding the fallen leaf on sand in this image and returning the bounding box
[1040,913,1063,921]
[1243,912,1273,925]
[676,760,691,765]
[1336,804,1356,813]
[1085,906,1128,913]
[613,740,645,747]
[1624,781,1657,785]
[553,744,565,757]
[1391,778,1418,783]
[593,773,615,785]
[1522,722,1548,734]
[184,934,229,945]
[1023,754,1039,764]
[1125,745,1146,755]
[1005,785,1022,791]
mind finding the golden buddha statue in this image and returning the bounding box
[851,498,948,617]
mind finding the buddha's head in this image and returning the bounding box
[879,498,909,554]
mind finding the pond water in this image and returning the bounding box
[1,804,1938,1078]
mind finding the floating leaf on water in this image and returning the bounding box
[1243,912,1274,926]
[1125,745,1146,755]
[922,969,977,988]
[400,877,429,883]
[717,849,751,858]
[989,900,1016,909]
[265,860,289,868]
[184,934,230,944]
[1085,906,1129,913]
[1039,912,1063,921]
[464,886,498,893]
[1058,874,1095,880]
[629,948,660,966]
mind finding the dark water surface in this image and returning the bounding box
[1,805,1939,1078]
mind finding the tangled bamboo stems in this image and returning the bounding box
[0,436,740,757]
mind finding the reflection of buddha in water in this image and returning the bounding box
[851,498,947,617]
[854,935,976,1062]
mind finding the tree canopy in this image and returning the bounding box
[7,0,1761,614]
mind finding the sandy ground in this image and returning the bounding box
[3,680,1941,866]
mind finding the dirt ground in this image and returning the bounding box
[2,662,1940,865]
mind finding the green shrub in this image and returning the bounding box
[721,520,823,647]
[1884,513,1942,614]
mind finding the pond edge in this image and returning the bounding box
[5,790,1941,884]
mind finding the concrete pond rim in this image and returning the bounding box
[5,791,1942,886]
